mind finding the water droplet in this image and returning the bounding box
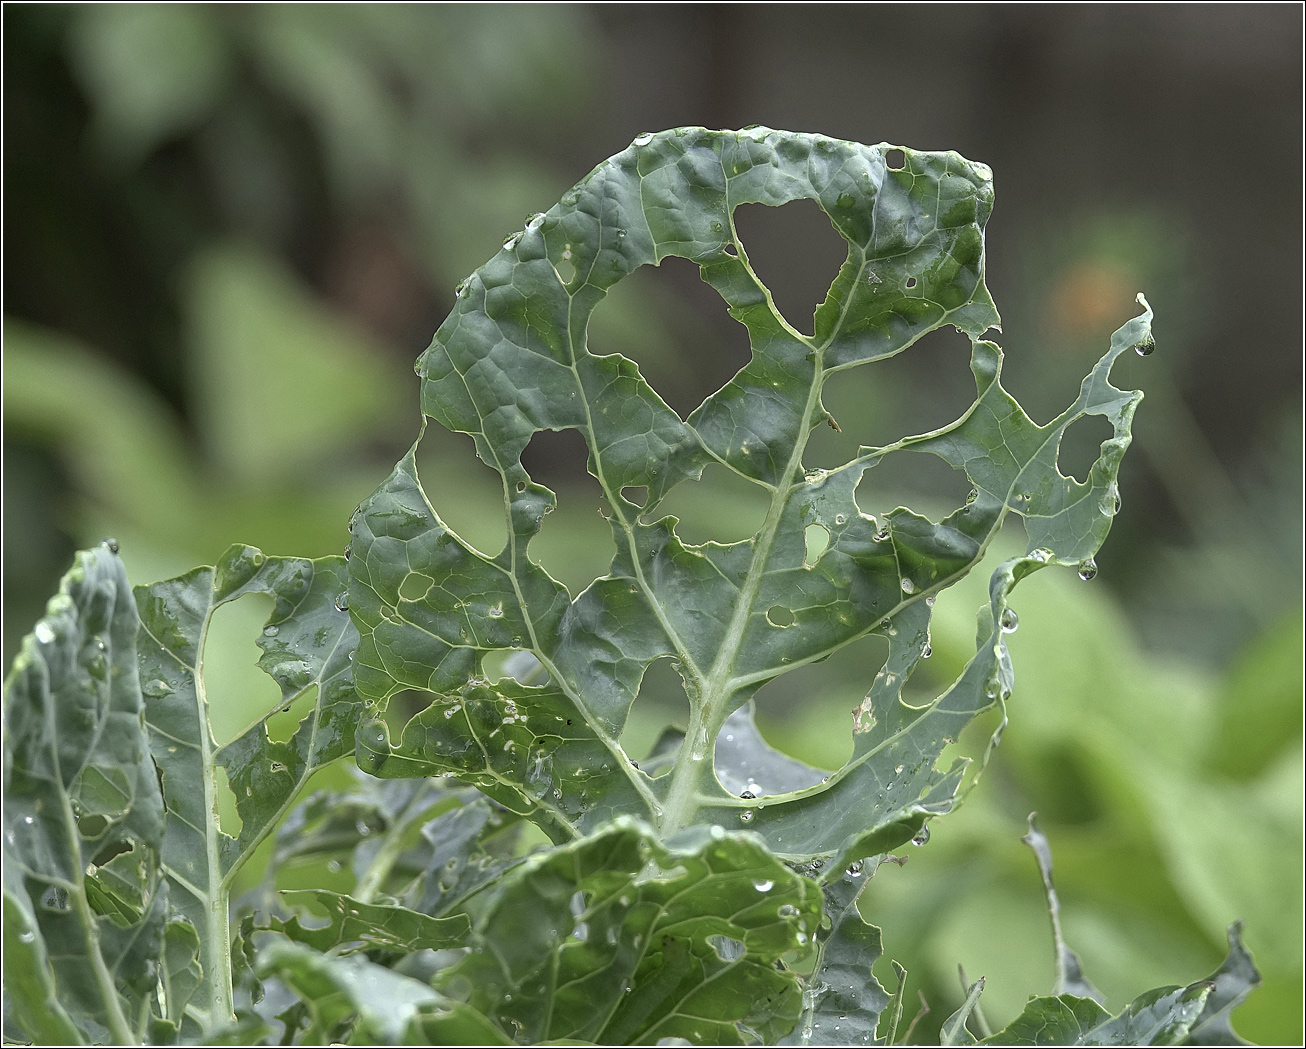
[18,931,35,944]
[1029,548,1052,563]
[1077,558,1098,581]
[326,859,342,873]
[778,903,799,918]
[334,592,349,612]
[925,594,936,607]
[966,489,978,505]
[488,602,504,619]
[1133,337,1156,357]
[834,513,846,525]
[1100,484,1121,516]
[753,879,773,892]
[1000,608,1019,633]
[740,790,756,801]
[846,861,864,877]
[984,678,1001,699]
[874,525,891,542]
[503,231,523,250]
[526,212,546,228]
[740,810,754,822]
[895,764,905,774]
[343,543,352,561]
[912,826,931,846]
[454,278,469,297]
[101,537,120,554]
[263,625,279,637]
[34,622,54,645]
[633,132,654,146]
[142,679,173,698]
[866,270,882,285]
[922,643,933,659]
[900,577,916,594]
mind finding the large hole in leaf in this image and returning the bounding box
[265,685,318,745]
[215,766,243,837]
[204,592,279,746]
[483,648,549,687]
[732,198,848,337]
[520,428,616,596]
[856,451,975,528]
[1057,414,1115,483]
[590,255,752,418]
[619,656,691,775]
[809,327,976,470]
[414,426,508,557]
[653,463,771,545]
[751,633,891,771]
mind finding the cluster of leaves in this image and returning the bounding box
[3,129,1261,1045]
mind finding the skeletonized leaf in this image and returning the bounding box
[347,128,1145,872]
[134,543,362,1026]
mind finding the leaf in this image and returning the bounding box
[780,859,892,1046]
[257,939,509,1045]
[437,817,822,1045]
[1182,923,1261,1046]
[134,543,363,1027]
[346,127,1146,868]
[1021,814,1104,1002]
[269,888,469,953]
[2,543,165,1045]
[940,977,985,1046]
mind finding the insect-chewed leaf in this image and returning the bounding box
[2,543,166,1045]
[348,127,1146,864]
[269,889,468,954]
[437,817,821,1045]
[133,543,362,1027]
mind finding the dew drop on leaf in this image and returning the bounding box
[753,879,773,892]
[911,826,931,846]
[1077,558,1098,581]
[900,577,916,594]
[1000,608,1019,633]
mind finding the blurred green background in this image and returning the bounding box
[3,5,1300,1043]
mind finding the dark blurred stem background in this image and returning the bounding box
[3,4,1301,1043]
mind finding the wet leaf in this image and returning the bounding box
[348,128,1147,875]
[269,889,468,954]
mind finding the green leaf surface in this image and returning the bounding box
[257,939,509,1045]
[438,817,822,1045]
[1022,814,1104,1003]
[780,859,892,1046]
[270,888,469,953]
[134,543,362,1026]
[2,543,165,1045]
[347,127,1146,870]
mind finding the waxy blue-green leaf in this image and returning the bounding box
[980,985,1212,1047]
[780,859,893,1046]
[2,543,166,1046]
[1022,814,1104,1003]
[134,543,362,1027]
[347,127,1146,871]
[438,817,822,1045]
[269,888,469,953]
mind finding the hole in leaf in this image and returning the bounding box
[483,649,548,686]
[215,765,244,837]
[857,452,975,527]
[752,633,891,771]
[654,464,771,545]
[622,486,648,508]
[78,813,109,839]
[885,148,906,171]
[619,656,691,774]
[732,198,848,337]
[266,684,318,744]
[415,426,507,557]
[557,255,577,286]
[591,255,751,418]
[766,605,796,628]
[811,326,975,467]
[520,428,616,596]
[1057,414,1115,483]
[398,572,433,602]
[205,592,279,746]
[904,276,917,289]
[804,523,830,565]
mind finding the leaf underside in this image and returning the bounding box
[347,126,1148,872]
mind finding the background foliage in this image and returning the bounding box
[3,5,1301,1044]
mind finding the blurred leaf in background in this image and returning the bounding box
[3,3,1300,1045]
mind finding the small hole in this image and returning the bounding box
[516,481,527,493]
[215,767,243,837]
[266,685,318,744]
[622,486,648,508]
[723,245,739,258]
[766,605,796,628]
[557,256,577,285]
[804,524,830,565]
[904,277,917,290]
[1057,414,1116,484]
[886,148,906,171]
[398,572,433,601]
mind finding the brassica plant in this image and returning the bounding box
[2,128,1260,1046]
